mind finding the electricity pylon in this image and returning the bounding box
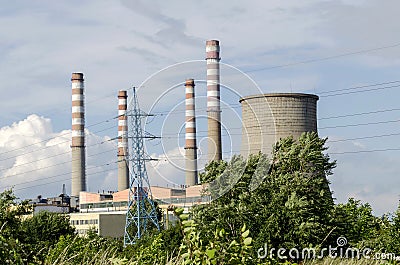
[124,87,160,246]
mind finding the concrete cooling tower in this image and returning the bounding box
[240,93,319,157]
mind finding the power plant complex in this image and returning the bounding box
[31,39,320,238]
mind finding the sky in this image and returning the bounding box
[0,0,399,215]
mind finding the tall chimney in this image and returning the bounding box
[206,40,222,161]
[185,79,198,186]
[71,73,86,197]
[118,90,129,191]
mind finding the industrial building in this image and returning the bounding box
[69,211,126,237]
[240,93,319,157]
[69,184,209,237]
[29,193,70,215]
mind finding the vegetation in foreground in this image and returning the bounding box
[1,132,399,264]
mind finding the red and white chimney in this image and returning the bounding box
[117,90,129,191]
[206,40,222,161]
[184,79,198,186]
[71,73,86,197]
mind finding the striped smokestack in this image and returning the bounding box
[71,73,86,197]
[206,40,222,161]
[184,79,198,186]
[118,90,129,191]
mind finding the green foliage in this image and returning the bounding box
[195,132,337,260]
[122,222,183,264]
[199,160,227,183]
[387,206,400,253]
[0,189,30,264]
[20,211,76,262]
[45,233,122,264]
[0,234,25,264]
[176,208,254,264]
[332,198,377,246]
[357,204,400,255]
[330,198,400,258]
[0,189,30,236]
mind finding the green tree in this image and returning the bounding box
[331,198,377,246]
[194,132,337,261]
[387,205,400,253]
[0,189,30,236]
[0,189,30,264]
[20,211,75,262]
[199,160,227,183]
[358,203,400,254]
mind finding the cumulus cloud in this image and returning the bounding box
[0,114,117,200]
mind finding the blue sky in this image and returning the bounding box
[0,0,399,215]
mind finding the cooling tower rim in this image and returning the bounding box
[239,93,319,103]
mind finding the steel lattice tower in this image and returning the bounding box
[124,88,160,246]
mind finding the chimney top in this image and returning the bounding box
[206,40,219,46]
[185,79,195,87]
[71,73,84,81]
[118,90,127,97]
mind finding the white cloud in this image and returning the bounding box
[0,115,117,200]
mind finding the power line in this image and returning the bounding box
[147,80,400,118]
[245,42,400,73]
[6,165,117,192]
[148,142,400,160]
[319,108,400,120]
[319,119,400,129]
[326,132,400,143]
[0,148,116,180]
[157,118,400,137]
[7,127,400,172]
[0,138,117,175]
[0,116,118,158]
[2,102,398,165]
[320,84,400,97]
[0,103,400,171]
[7,145,400,192]
[0,124,117,163]
[319,80,400,94]
[330,148,400,155]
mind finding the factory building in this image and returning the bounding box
[28,193,70,215]
[69,211,126,237]
[240,93,319,157]
[69,184,209,237]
